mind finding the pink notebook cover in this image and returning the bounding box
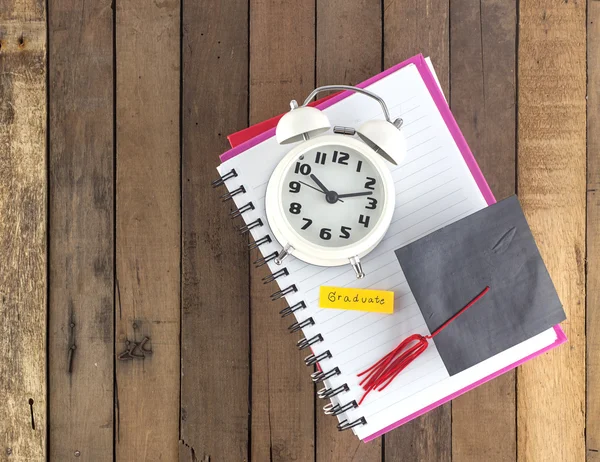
[220,54,567,441]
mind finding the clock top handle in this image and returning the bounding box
[301,85,393,123]
[276,85,406,166]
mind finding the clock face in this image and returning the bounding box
[280,144,385,248]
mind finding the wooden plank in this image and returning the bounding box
[47,0,114,459]
[517,0,586,461]
[0,1,47,460]
[449,1,517,461]
[249,1,315,460]
[588,1,600,459]
[383,0,449,95]
[179,0,250,460]
[450,0,517,200]
[383,1,451,460]
[114,0,180,459]
[314,0,383,459]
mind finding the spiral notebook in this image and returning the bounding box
[214,55,566,441]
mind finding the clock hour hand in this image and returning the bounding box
[309,174,330,194]
[299,181,344,203]
[309,174,343,204]
[336,191,373,199]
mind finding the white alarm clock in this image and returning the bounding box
[265,85,406,279]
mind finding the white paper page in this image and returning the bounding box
[425,56,445,101]
[348,326,557,439]
[215,62,554,440]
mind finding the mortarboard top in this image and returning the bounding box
[395,195,566,375]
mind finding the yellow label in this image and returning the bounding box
[319,286,394,314]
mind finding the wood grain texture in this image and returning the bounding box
[0,1,46,460]
[180,0,250,460]
[47,0,114,459]
[383,0,449,95]
[517,0,586,461]
[449,1,517,460]
[588,0,600,459]
[314,0,383,459]
[383,1,451,460]
[115,0,180,459]
[249,1,315,460]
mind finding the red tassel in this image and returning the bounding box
[357,286,490,405]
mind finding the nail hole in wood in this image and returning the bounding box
[28,398,35,429]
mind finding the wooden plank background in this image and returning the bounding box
[588,0,600,459]
[115,0,181,459]
[48,0,114,460]
[0,0,47,460]
[0,0,592,461]
[517,1,586,461]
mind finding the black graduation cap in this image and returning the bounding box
[394,195,566,375]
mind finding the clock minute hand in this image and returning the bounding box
[298,181,345,203]
[337,191,373,199]
[298,181,325,194]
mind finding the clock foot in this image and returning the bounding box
[274,244,293,265]
[350,256,365,279]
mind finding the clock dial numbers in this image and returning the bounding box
[289,202,302,214]
[315,151,327,164]
[281,144,384,248]
[332,151,350,165]
[301,218,313,230]
[295,162,312,175]
[320,228,332,240]
[340,226,352,239]
[366,197,377,210]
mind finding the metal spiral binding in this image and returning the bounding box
[317,384,349,399]
[337,417,367,431]
[263,268,289,284]
[220,185,246,202]
[288,317,314,333]
[212,169,237,187]
[249,235,271,250]
[230,202,255,218]
[297,334,323,350]
[213,168,361,428]
[254,251,277,268]
[280,301,306,318]
[305,350,332,366]
[311,367,340,383]
[239,218,262,235]
[271,285,297,301]
[323,400,358,417]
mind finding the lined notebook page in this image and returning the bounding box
[216,63,556,440]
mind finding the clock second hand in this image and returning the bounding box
[298,180,345,203]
